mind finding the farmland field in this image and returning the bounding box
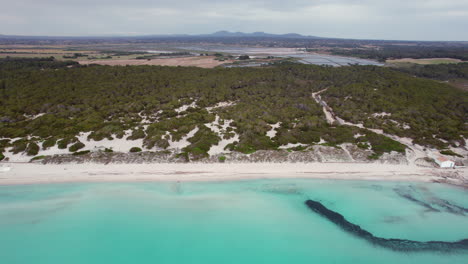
[386,58,464,65]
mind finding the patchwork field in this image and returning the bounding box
[386,58,464,65]
[0,46,99,60]
[78,56,233,68]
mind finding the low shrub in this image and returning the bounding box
[57,139,68,149]
[320,142,338,148]
[129,147,142,153]
[26,142,40,156]
[357,142,370,150]
[224,142,237,151]
[292,145,307,151]
[235,144,256,154]
[30,155,47,161]
[0,139,10,150]
[365,132,406,154]
[187,147,207,160]
[69,142,85,152]
[176,152,189,162]
[182,126,221,159]
[127,129,146,140]
[57,137,77,149]
[155,139,170,149]
[440,150,463,158]
[72,150,90,156]
[11,140,27,154]
[42,138,56,150]
[368,153,381,160]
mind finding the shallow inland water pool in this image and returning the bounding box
[0,179,467,264]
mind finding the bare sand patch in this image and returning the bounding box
[0,162,466,186]
[79,56,231,68]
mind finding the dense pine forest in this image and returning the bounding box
[0,58,466,161]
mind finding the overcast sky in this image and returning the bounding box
[1,0,467,41]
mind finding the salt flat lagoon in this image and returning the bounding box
[0,179,467,264]
[288,53,383,66]
[176,45,383,66]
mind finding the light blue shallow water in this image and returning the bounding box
[0,179,467,264]
[176,45,383,66]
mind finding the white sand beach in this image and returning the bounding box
[0,162,466,186]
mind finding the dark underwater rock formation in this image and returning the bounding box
[393,186,468,216]
[305,199,468,252]
[393,187,440,213]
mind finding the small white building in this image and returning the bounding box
[433,156,455,168]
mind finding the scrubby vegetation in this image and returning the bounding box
[0,57,78,72]
[182,126,220,160]
[69,142,85,152]
[104,148,113,153]
[30,155,47,161]
[129,147,142,153]
[393,63,468,81]
[72,150,90,156]
[42,138,57,150]
[0,58,466,160]
[440,150,463,158]
[26,142,40,156]
[321,66,467,148]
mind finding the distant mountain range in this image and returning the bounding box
[0,31,322,39]
[201,31,321,39]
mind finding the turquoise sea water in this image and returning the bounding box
[0,179,467,264]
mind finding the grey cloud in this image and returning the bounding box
[0,0,467,40]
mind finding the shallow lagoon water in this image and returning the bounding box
[0,179,467,264]
[177,45,383,66]
[288,53,384,67]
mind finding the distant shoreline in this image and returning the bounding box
[0,162,466,187]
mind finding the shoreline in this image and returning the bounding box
[0,162,466,187]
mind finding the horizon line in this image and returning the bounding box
[1,31,467,43]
